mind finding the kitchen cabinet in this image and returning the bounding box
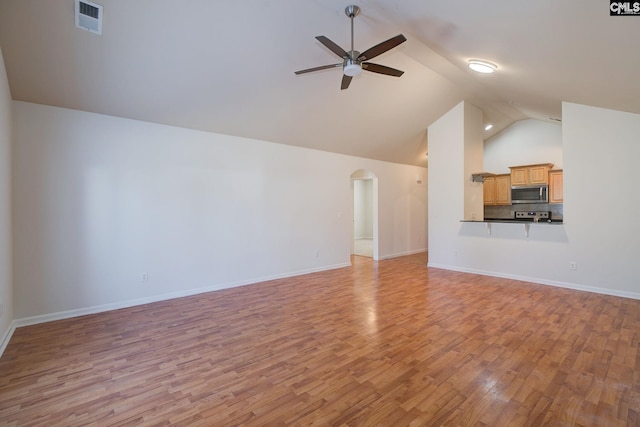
[549,170,563,203]
[495,174,511,205]
[510,163,554,186]
[483,177,495,205]
[510,168,528,186]
[483,174,511,205]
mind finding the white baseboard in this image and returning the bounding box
[2,261,350,358]
[379,248,427,260]
[427,262,640,300]
[0,320,17,358]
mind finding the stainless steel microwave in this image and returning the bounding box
[511,185,548,204]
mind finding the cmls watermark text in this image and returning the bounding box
[610,1,640,15]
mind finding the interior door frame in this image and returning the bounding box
[350,169,378,260]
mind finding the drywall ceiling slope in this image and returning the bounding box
[0,0,638,166]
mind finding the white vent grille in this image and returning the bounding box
[75,0,102,35]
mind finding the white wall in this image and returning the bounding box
[11,102,427,320]
[427,101,466,264]
[0,50,13,350]
[562,102,640,294]
[483,119,562,173]
[353,179,373,239]
[428,101,640,299]
[463,103,483,221]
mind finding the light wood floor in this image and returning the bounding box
[1,253,639,426]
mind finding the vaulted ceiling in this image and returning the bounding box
[1,0,638,166]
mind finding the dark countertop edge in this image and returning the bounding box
[461,220,564,224]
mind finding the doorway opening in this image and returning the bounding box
[350,169,378,260]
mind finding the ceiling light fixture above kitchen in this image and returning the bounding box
[484,123,493,131]
[468,60,497,74]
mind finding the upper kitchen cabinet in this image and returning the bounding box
[483,176,496,205]
[549,170,563,203]
[510,163,554,186]
[483,174,511,205]
[495,174,511,205]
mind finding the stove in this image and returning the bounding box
[514,211,551,222]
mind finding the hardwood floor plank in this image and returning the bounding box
[1,253,639,425]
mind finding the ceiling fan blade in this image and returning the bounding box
[362,62,404,77]
[316,36,349,58]
[341,74,353,90]
[294,63,342,75]
[357,34,407,61]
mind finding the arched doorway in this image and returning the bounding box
[350,169,378,260]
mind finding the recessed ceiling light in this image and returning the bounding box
[468,60,497,74]
[484,123,493,131]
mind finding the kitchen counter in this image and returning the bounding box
[464,219,563,224]
[460,219,563,237]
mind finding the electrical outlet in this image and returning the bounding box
[569,261,577,271]
[141,272,149,282]
[0,303,3,317]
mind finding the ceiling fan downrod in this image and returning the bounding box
[344,5,361,75]
[345,5,360,61]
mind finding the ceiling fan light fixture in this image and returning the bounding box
[468,59,497,74]
[344,62,362,77]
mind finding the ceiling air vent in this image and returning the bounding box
[75,0,103,35]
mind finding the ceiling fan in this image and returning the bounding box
[295,5,407,90]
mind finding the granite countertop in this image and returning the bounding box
[461,219,563,224]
